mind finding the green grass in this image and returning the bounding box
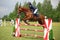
[0,22,60,40]
[52,22,60,40]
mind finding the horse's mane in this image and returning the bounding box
[21,7,30,12]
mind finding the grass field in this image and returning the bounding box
[0,22,60,40]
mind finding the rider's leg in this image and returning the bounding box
[34,9,38,14]
[34,14,38,17]
[34,9,38,17]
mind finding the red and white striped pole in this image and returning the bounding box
[14,18,52,39]
[15,18,20,37]
[44,19,52,40]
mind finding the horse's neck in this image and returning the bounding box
[22,8,29,12]
[21,7,32,14]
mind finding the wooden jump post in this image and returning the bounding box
[14,18,53,40]
[20,28,43,32]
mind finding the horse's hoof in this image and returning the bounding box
[12,33,15,37]
[34,24,37,26]
[37,24,40,26]
[24,24,28,25]
[19,35,22,37]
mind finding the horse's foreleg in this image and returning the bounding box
[23,17,31,25]
[24,20,30,25]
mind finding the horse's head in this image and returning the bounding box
[18,6,23,14]
[18,6,30,16]
[18,6,28,15]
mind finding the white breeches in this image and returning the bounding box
[34,9,38,14]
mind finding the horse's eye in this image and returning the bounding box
[19,9,21,11]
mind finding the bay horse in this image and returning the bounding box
[18,6,45,25]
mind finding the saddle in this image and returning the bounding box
[33,14,39,17]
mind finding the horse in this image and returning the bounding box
[18,6,45,25]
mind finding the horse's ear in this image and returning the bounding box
[19,6,21,8]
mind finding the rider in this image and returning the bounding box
[28,2,38,17]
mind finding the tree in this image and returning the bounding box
[37,2,42,13]
[23,2,29,8]
[57,1,60,12]
[56,1,60,22]
[2,15,10,21]
[42,0,52,18]
[32,0,36,7]
[9,2,19,20]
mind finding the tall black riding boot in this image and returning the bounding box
[34,14,38,17]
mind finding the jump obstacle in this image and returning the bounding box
[13,18,52,40]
